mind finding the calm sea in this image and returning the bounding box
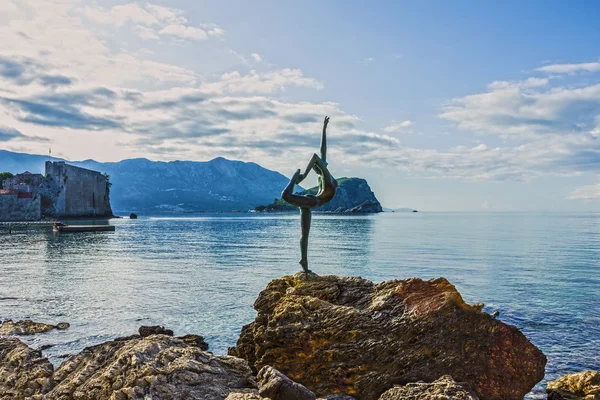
[1,212,599,397]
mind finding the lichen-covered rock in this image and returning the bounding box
[378,376,479,400]
[229,273,546,400]
[258,366,316,400]
[227,367,354,400]
[226,394,264,400]
[0,337,54,399]
[0,319,68,335]
[45,334,256,399]
[547,370,600,400]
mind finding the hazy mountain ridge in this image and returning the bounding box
[0,150,293,213]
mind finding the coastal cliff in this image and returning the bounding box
[256,177,383,213]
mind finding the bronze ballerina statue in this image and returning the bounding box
[281,116,338,273]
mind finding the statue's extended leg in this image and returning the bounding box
[299,207,311,273]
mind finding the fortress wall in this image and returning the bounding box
[45,162,112,218]
[3,173,44,191]
[0,192,41,221]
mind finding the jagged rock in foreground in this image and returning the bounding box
[227,366,354,400]
[226,394,264,400]
[0,332,257,400]
[0,319,69,335]
[0,337,54,399]
[547,370,600,400]
[378,376,479,400]
[257,365,316,400]
[46,334,256,399]
[229,273,546,400]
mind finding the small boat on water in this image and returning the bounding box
[53,223,115,233]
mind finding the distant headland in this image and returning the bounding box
[255,177,384,214]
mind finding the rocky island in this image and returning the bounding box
[256,177,383,213]
[3,272,588,400]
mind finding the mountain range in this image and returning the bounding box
[0,150,295,213]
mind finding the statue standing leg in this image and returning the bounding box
[299,207,311,273]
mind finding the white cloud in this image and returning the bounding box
[204,69,324,94]
[82,2,224,42]
[537,62,600,74]
[568,183,600,200]
[159,24,207,40]
[82,4,159,26]
[440,77,600,138]
[251,53,262,62]
[382,120,413,133]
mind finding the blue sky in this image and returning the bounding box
[1,1,600,211]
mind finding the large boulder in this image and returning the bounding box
[378,376,479,400]
[0,337,54,399]
[547,370,600,400]
[45,334,257,399]
[229,273,546,400]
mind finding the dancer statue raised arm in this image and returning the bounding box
[281,116,338,273]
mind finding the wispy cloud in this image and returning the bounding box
[0,126,48,143]
[82,3,224,42]
[382,120,414,133]
[536,62,600,74]
[568,183,600,200]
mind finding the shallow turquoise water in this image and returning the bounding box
[1,212,599,397]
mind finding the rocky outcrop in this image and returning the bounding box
[346,201,382,213]
[378,376,479,400]
[138,325,174,337]
[46,334,256,399]
[229,273,546,400]
[547,370,600,400]
[0,337,54,399]
[228,366,354,400]
[257,366,316,400]
[226,394,264,400]
[1,330,256,400]
[257,177,383,213]
[0,319,69,335]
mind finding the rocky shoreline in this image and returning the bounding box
[0,273,597,400]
